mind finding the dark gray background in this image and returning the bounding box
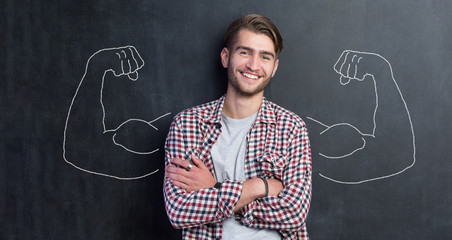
[1,0,451,239]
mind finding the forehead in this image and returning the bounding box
[232,29,276,55]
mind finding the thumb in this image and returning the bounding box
[127,71,139,81]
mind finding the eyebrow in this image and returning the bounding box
[236,46,275,59]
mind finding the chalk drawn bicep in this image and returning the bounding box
[63,46,171,180]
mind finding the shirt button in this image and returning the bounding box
[207,139,213,144]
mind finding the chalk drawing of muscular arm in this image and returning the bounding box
[63,46,170,180]
[308,50,416,184]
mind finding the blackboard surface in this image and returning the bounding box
[2,0,451,239]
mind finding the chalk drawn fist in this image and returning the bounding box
[333,50,389,85]
[89,46,145,81]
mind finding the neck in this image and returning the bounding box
[223,90,263,119]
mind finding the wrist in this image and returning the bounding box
[259,177,269,198]
[242,178,267,199]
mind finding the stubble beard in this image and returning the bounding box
[227,67,271,97]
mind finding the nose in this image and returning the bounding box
[246,55,259,71]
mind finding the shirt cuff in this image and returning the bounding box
[216,179,243,219]
[237,198,257,226]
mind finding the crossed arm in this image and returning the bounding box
[166,155,283,212]
[163,118,312,231]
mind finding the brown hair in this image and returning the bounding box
[224,14,283,56]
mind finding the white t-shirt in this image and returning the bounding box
[210,112,281,240]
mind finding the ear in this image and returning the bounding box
[220,47,229,68]
[271,58,280,78]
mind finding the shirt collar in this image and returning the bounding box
[206,95,277,125]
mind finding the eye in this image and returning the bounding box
[262,55,271,61]
[240,51,249,56]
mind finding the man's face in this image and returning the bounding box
[221,29,279,97]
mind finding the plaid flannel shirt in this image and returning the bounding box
[164,95,312,240]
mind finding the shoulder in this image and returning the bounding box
[265,99,307,130]
[172,98,220,124]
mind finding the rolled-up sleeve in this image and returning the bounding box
[238,120,312,234]
[163,116,243,229]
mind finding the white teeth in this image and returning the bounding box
[242,73,259,79]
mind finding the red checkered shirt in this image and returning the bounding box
[164,95,312,240]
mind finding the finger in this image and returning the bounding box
[344,53,360,79]
[340,75,351,85]
[128,71,139,81]
[352,63,358,79]
[349,54,356,79]
[127,47,138,70]
[166,165,186,175]
[355,56,370,81]
[128,46,144,70]
[191,155,205,169]
[170,179,189,191]
[127,58,133,74]
[170,157,185,166]
[129,46,145,69]
[119,50,130,74]
[167,169,189,182]
[333,50,349,74]
[170,158,191,169]
[339,54,352,78]
[110,51,124,76]
[109,52,124,77]
[126,47,142,81]
[343,62,352,78]
[118,59,126,76]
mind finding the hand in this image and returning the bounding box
[333,50,388,85]
[90,46,145,81]
[166,155,217,192]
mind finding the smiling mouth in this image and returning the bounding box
[241,72,260,80]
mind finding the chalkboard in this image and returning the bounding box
[2,0,451,239]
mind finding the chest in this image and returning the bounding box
[187,122,290,180]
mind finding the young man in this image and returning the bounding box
[164,14,312,240]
